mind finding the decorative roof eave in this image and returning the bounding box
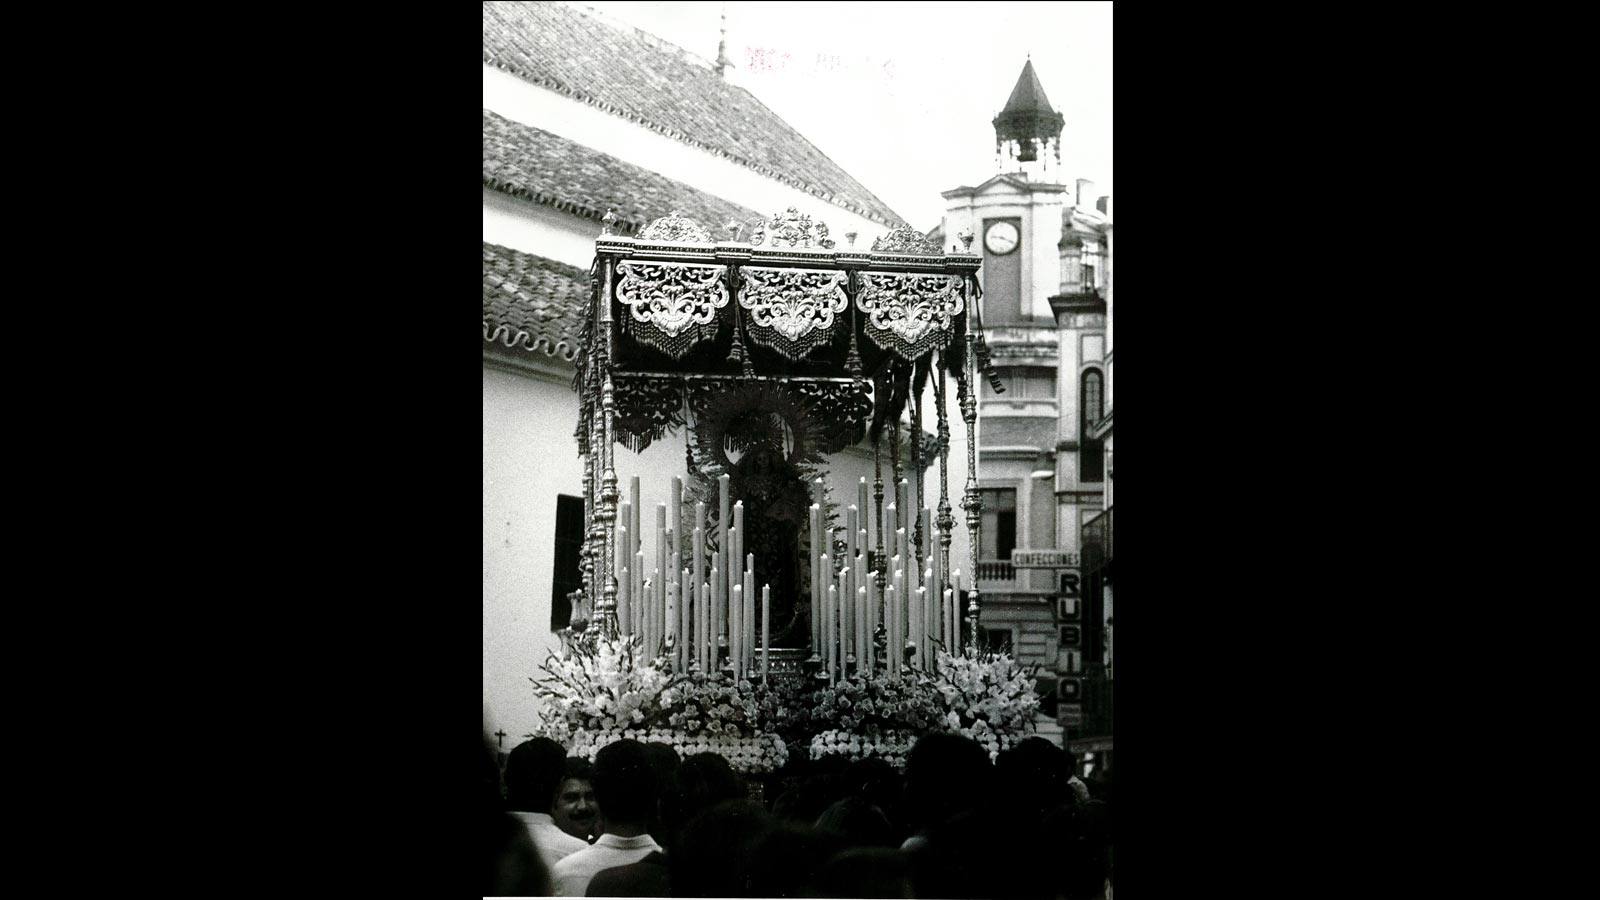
[482,320,582,361]
[482,241,588,362]
[483,55,905,229]
[483,175,643,235]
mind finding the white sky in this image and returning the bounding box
[581,1,1113,232]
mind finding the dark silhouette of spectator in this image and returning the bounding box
[505,737,591,870]
[1044,800,1110,900]
[551,740,663,896]
[552,757,599,842]
[843,757,907,841]
[746,820,848,899]
[584,744,691,896]
[670,799,774,897]
[772,754,851,825]
[661,752,745,851]
[900,733,994,848]
[815,847,914,899]
[485,731,551,896]
[911,806,1033,900]
[814,796,897,849]
[996,736,1070,825]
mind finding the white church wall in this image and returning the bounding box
[484,64,893,244]
[483,187,605,269]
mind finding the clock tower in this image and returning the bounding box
[932,59,1109,746]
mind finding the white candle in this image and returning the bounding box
[744,556,755,676]
[827,583,837,683]
[762,584,771,684]
[886,582,898,681]
[837,569,847,677]
[810,504,821,654]
[858,477,869,540]
[635,550,646,639]
[682,568,693,671]
[731,584,742,679]
[618,566,630,637]
[627,476,640,560]
[711,562,722,668]
[667,550,679,661]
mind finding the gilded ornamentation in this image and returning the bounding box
[638,211,714,244]
[855,272,965,360]
[750,207,835,249]
[737,266,849,359]
[871,223,941,255]
[615,261,729,358]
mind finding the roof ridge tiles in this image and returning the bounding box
[482,1,908,228]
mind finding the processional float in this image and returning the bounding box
[570,207,1001,687]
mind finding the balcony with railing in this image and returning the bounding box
[975,559,1016,584]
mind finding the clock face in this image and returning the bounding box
[985,221,1020,255]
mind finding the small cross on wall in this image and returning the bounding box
[494,729,507,748]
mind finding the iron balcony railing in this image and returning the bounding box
[976,559,1016,582]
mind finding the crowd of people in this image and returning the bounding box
[483,728,1112,899]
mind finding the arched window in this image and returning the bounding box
[1081,369,1104,482]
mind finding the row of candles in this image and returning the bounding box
[610,472,963,684]
[808,475,963,684]
[616,475,768,680]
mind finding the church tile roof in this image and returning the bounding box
[483,109,762,235]
[482,1,906,228]
[482,241,588,361]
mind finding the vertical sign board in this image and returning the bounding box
[1054,567,1084,730]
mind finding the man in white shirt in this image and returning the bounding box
[504,737,592,871]
[551,740,663,897]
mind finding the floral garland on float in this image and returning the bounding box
[528,633,790,773]
[808,647,1042,767]
[527,632,1044,773]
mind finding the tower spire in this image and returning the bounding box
[992,58,1065,178]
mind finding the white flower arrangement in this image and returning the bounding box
[809,727,920,768]
[529,634,680,739]
[565,726,788,774]
[932,647,1041,738]
[527,635,789,772]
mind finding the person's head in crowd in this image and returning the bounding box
[845,757,906,838]
[814,796,897,849]
[484,731,550,896]
[746,820,849,899]
[503,737,568,814]
[553,757,599,841]
[641,742,682,838]
[670,799,773,897]
[592,739,658,837]
[903,733,994,835]
[660,752,745,851]
[642,741,681,775]
[778,754,852,824]
[815,847,914,899]
[996,736,1069,822]
[911,806,1036,900]
[1043,800,1110,900]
